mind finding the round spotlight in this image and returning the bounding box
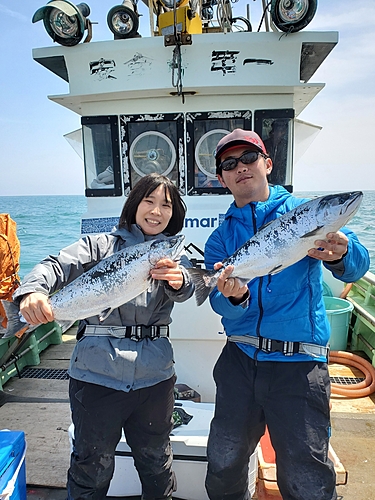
[48,8,80,40]
[32,1,90,46]
[107,1,139,39]
[270,0,317,33]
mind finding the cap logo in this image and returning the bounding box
[243,135,261,147]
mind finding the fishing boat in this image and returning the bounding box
[1,1,374,498]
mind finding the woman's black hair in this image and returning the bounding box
[118,173,186,235]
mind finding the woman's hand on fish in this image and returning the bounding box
[151,258,184,290]
[214,263,249,301]
[20,292,55,325]
[308,231,349,262]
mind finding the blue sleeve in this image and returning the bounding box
[204,229,249,319]
[323,227,370,282]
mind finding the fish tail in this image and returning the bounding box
[186,268,219,306]
[0,300,33,338]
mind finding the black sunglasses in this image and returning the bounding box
[219,150,268,172]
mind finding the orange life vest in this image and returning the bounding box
[0,214,21,328]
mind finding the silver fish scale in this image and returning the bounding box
[49,235,185,322]
[222,192,362,283]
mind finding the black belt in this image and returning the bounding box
[227,335,329,358]
[83,325,169,341]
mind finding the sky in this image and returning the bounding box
[0,0,374,196]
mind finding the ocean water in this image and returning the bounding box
[295,190,375,274]
[1,191,374,279]
[0,195,87,279]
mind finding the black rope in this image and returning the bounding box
[257,0,272,32]
[171,0,185,103]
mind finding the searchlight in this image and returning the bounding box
[270,0,317,33]
[107,1,140,39]
[32,1,91,46]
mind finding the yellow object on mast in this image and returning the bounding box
[158,4,203,36]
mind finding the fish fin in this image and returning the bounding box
[186,268,218,307]
[147,277,157,293]
[0,300,34,338]
[300,226,324,238]
[98,308,113,322]
[269,264,283,275]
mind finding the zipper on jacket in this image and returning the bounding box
[250,203,263,361]
[254,276,264,362]
[251,203,257,231]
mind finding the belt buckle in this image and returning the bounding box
[270,339,285,353]
[142,325,157,339]
[141,326,152,339]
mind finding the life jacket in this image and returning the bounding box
[0,214,20,328]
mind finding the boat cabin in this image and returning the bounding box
[31,0,338,401]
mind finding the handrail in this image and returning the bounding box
[346,297,375,328]
[0,326,57,372]
[361,271,375,286]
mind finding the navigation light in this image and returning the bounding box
[107,1,140,39]
[32,1,91,46]
[270,0,317,33]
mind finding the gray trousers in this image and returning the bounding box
[205,341,337,500]
[67,376,176,500]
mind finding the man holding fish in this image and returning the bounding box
[202,129,370,500]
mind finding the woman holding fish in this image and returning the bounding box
[12,173,194,500]
[201,129,370,500]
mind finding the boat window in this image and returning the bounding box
[254,109,295,192]
[120,113,184,196]
[186,111,252,195]
[82,116,122,197]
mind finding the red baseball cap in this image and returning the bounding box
[215,129,268,172]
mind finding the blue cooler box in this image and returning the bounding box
[0,430,27,500]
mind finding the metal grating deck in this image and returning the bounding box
[19,370,363,384]
[20,368,69,380]
[330,376,364,385]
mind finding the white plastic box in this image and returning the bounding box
[69,401,257,499]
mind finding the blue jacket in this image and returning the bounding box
[204,186,370,362]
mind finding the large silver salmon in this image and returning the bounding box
[188,192,363,306]
[1,235,185,338]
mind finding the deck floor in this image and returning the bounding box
[0,330,374,499]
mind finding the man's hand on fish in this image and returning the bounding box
[20,292,54,325]
[308,231,349,262]
[151,258,184,290]
[212,230,348,303]
[214,263,249,303]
